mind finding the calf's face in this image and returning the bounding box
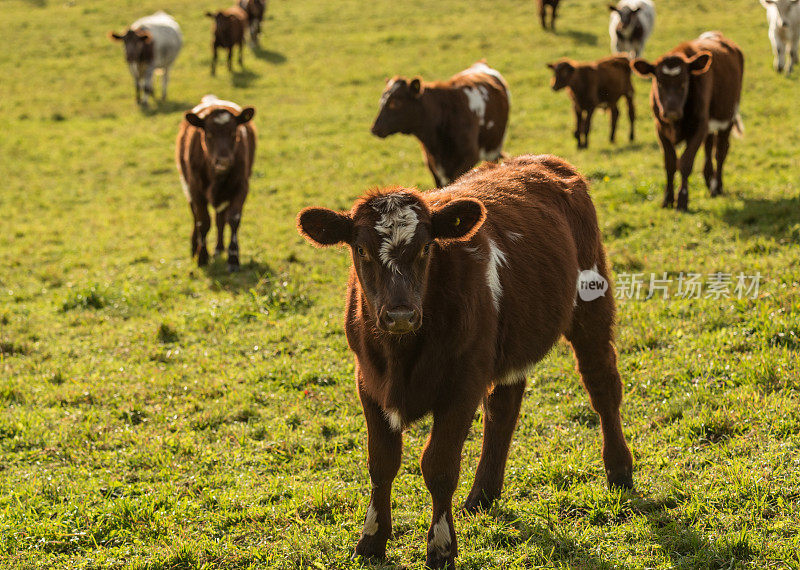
[109,29,153,64]
[184,108,255,174]
[609,4,641,33]
[546,61,575,91]
[371,78,424,138]
[632,53,711,122]
[298,191,485,335]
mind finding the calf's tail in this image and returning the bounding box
[732,110,744,139]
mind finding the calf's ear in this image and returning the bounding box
[608,4,619,12]
[108,31,125,41]
[297,208,353,246]
[431,199,486,242]
[409,77,424,98]
[185,112,205,129]
[759,0,775,6]
[631,59,656,77]
[205,11,215,18]
[546,62,556,70]
[236,107,256,124]
[688,51,712,75]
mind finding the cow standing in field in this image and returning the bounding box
[537,0,561,30]
[109,11,183,106]
[176,96,256,271]
[760,0,800,74]
[547,56,635,149]
[206,6,248,75]
[239,0,267,46]
[371,61,511,188]
[632,31,744,211]
[297,155,634,569]
[609,0,655,58]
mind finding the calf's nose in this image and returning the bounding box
[382,306,420,333]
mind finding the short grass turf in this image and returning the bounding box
[1,0,799,568]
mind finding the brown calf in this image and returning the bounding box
[632,31,744,211]
[548,55,635,149]
[537,0,562,30]
[176,95,256,271]
[297,155,634,569]
[371,61,510,188]
[206,6,248,76]
[239,0,266,46]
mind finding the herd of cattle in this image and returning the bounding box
[106,1,795,568]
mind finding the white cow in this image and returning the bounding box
[109,12,183,105]
[609,0,656,58]
[760,0,800,74]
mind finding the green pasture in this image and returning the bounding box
[1,0,799,567]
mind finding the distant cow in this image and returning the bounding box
[537,0,561,30]
[109,11,183,105]
[176,96,256,271]
[239,0,267,46]
[760,0,800,74]
[371,61,511,188]
[297,155,634,569]
[609,0,655,58]
[547,56,635,149]
[206,6,248,76]
[632,32,744,211]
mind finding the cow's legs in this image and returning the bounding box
[226,189,248,271]
[239,40,244,69]
[353,389,402,561]
[214,205,227,256]
[463,380,526,513]
[702,134,715,192]
[712,128,731,197]
[789,39,798,74]
[609,103,619,143]
[550,4,558,30]
[582,107,595,149]
[626,93,635,141]
[192,200,211,266]
[421,399,480,569]
[774,39,786,73]
[573,106,583,148]
[142,65,155,106]
[211,43,218,76]
[161,67,169,101]
[227,47,234,72]
[566,296,634,490]
[539,4,547,29]
[676,132,705,211]
[657,130,677,208]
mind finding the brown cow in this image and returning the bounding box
[371,61,511,188]
[206,6,248,76]
[547,56,635,149]
[297,155,634,569]
[239,0,266,46]
[632,31,744,211]
[176,95,256,271]
[537,0,562,30]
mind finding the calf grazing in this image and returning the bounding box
[608,0,655,58]
[206,6,248,76]
[547,56,635,149]
[109,11,182,105]
[760,0,800,74]
[632,31,744,211]
[239,0,267,46]
[297,155,634,569]
[537,0,561,30]
[371,61,511,188]
[176,95,256,271]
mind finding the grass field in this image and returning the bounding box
[1,0,799,568]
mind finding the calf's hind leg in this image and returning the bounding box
[565,298,633,489]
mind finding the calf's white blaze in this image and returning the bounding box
[192,94,242,115]
[372,195,419,274]
[661,65,682,76]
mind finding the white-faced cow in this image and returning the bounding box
[371,61,511,188]
[206,6,248,76]
[176,95,256,271]
[547,55,635,149]
[239,0,267,46]
[760,0,800,74]
[609,0,655,58]
[632,32,744,211]
[109,11,183,106]
[297,155,634,569]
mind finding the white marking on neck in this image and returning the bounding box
[486,238,507,312]
[383,408,402,432]
[362,504,379,536]
[429,513,451,556]
[463,86,488,125]
[373,195,419,274]
[506,231,523,242]
[661,65,682,76]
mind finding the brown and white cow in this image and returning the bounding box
[632,31,744,211]
[537,0,562,30]
[176,95,256,271]
[297,155,634,569]
[547,55,635,149]
[371,61,511,188]
[239,0,267,46]
[206,6,248,76]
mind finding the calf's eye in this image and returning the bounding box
[357,246,367,258]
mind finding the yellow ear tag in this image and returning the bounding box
[454,217,461,227]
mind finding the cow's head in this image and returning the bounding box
[609,3,641,33]
[631,52,712,122]
[297,190,486,335]
[371,77,425,138]
[760,0,800,28]
[546,60,576,91]
[184,107,255,174]
[108,28,153,64]
[206,11,240,37]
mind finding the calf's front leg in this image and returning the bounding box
[676,129,706,211]
[657,130,677,208]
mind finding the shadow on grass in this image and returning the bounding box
[252,45,287,64]
[718,196,800,240]
[558,28,599,46]
[140,100,195,117]
[232,69,260,88]
[201,258,275,293]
